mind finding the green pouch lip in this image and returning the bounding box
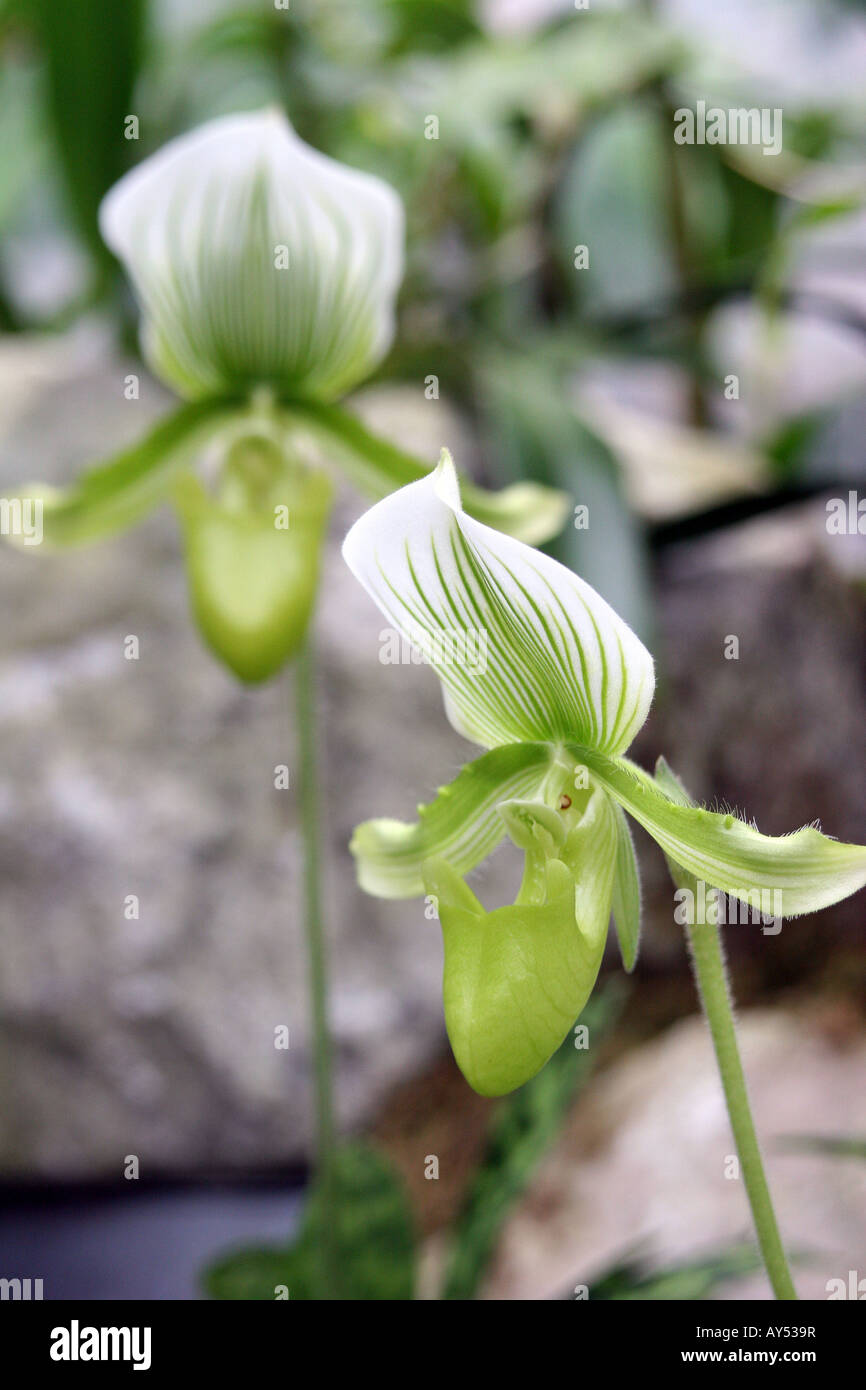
[423,801,615,1098]
[176,465,333,684]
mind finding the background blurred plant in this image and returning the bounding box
[4,0,865,633]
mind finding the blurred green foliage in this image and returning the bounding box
[586,1243,763,1301]
[2,0,864,626]
[778,1134,866,1160]
[30,0,145,272]
[204,1143,416,1300]
[203,981,766,1301]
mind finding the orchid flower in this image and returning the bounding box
[343,452,866,1099]
[13,110,567,682]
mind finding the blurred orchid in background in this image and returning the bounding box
[11,109,567,682]
[99,109,404,404]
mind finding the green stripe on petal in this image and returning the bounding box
[350,742,552,899]
[574,746,866,919]
[100,110,403,402]
[342,451,654,754]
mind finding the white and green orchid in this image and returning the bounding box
[99,108,404,404]
[12,109,568,682]
[343,451,866,1098]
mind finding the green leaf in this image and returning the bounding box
[418,13,681,154]
[555,103,677,317]
[31,0,146,266]
[575,747,866,919]
[0,58,46,234]
[350,742,553,898]
[12,401,234,548]
[204,1143,415,1301]
[555,101,730,316]
[424,783,617,1096]
[384,0,481,55]
[442,982,625,1300]
[342,452,654,755]
[611,804,641,972]
[586,1242,762,1301]
[760,193,865,315]
[203,1246,302,1302]
[776,1134,866,1161]
[764,409,827,482]
[291,398,571,546]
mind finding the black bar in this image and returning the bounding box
[3,1297,861,1373]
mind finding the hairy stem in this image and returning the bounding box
[686,918,798,1300]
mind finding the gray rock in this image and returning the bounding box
[631,501,866,977]
[0,334,469,1176]
[479,1008,866,1301]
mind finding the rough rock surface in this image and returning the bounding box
[481,1008,866,1301]
[631,502,866,982]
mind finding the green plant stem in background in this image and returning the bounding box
[296,635,340,1298]
[685,919,797,1300]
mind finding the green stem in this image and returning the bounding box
[295,634,340,1297]
[686,918,798,1300]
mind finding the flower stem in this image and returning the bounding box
[295,634,340,1297]
[685,917,797,1299]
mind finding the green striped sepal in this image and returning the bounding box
[342,450,655,755]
